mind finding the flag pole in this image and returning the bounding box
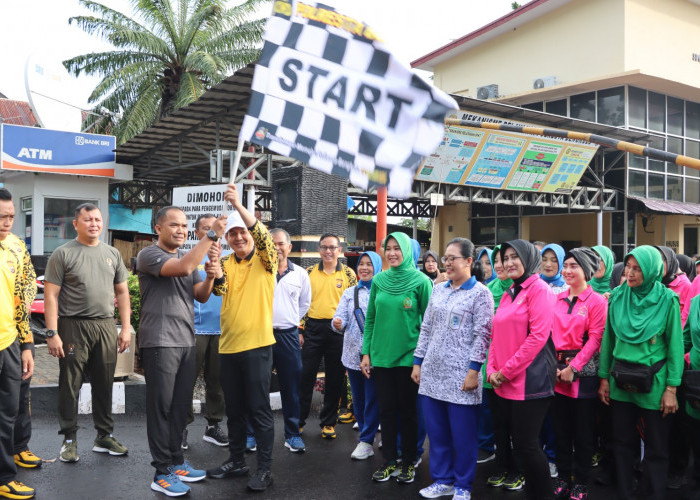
[376,186,387,267]
[224,139,246,216]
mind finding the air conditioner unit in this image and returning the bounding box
[476,84,499,100]
[533,76,558,89]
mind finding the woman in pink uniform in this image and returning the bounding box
[656,246,692,325]
[487,239,556,500]
[550,248,608,500]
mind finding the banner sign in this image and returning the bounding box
[171,184,242,251]
[415,111,598,194]
[240,0,458,198]
[0,124,116,177]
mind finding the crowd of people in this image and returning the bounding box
[3,181,700,499]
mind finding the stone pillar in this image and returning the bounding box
[271,165,348,268]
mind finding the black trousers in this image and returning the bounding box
[0,342,21,484]
[13,373,30,454]
[299,319,345,428]
[374,366,418,464]
[142,346,195,475]
[611,399,670,500]
[491,393,553,500]
[486,388,517,474]
[220,346,274,472]
[552,393,596,485]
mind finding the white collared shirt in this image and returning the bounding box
[273,261,312,330]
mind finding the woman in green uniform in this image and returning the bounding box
[597,245,683,500]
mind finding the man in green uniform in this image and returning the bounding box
[44,203,132,463]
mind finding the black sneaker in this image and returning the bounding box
[247,470,273,491]
[477,449,496,464]
[207,459,249,479]
[181,429,188,450]
[203,424,228,447]
[396,463,415,484]
[372,461,400,482]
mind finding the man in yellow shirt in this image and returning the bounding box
[0,188,36,500]
[299,234,357,440]
[207,184,277,492]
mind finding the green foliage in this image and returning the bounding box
[398,218,431,232]
[115,274,141,333]
[511,2,522,9]
[65,0,269,144]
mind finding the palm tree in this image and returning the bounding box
[64,0,267,144]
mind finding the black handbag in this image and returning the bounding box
[556,349,599,378]
[683,369,700,409]
[611,359,665,393]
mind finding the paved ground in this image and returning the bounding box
[15,411,698,500]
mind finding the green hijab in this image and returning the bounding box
[372,232,430,295]
[589,245,614,295]
[487,244,513,311]
[608,245,677,344]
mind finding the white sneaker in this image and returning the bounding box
[352,422,359,430]
[350,441,374,460]
[549,461,558,478]
[419,482,454,498]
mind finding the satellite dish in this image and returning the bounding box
[24,53,83,132]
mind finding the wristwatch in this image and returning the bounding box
[206,229,219,241]
[45,329,57,338]
[569,365,579,377]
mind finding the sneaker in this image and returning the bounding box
[419,482,454,498]
[569,483,588,500]
[502,473,525,491]
[372,461,400,482]
[553,478,569,499]
[207,459,249,479]
[353,422,359,430]
[246,435,257,452]
[284,436,306,453]
[396,463,415,484]
[59,439,79,463]
[151,472,190,497]
[350,441,374,460]
[591,451,602,467]
[414,456,423,468]
[452,487,471,500]
[203,424,229,447]
[486,471,507,487]
[170,460,206,482]
[321,425,337,439]
[378,440,382,449]
[14,449,42,468]
[0,481,35,499]
[338,410,356,424]
[476,449,496,464]
[549,461,559,478]
[92,434,128,456]
[247,470,273,491]
[181,428,188,450]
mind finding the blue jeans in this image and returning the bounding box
[347,368,379,444]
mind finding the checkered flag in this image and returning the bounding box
[240,0,457,198]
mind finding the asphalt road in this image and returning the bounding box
[16,413,695,499]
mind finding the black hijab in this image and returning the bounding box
[655,245,679,286]
[500,239,541,285]
[677,254,696,282]
[610,262,626,289]
[566,247,600,282]
[421,250,440,280]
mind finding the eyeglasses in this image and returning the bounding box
[319,245,339,252]
[441,255,466,264]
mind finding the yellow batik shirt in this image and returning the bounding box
[0,234,36,351]
[214,221,277,354]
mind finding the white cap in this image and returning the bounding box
[224,211,246,234]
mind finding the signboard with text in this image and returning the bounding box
[414,111,599,194]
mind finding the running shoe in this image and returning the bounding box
[92,434,128,456]
[14,449,42,469]
[284,436,306,453]
[151,472,190,497]
[170,460,206,482]
[321,425,337,439]
[372,461,400,482]
[181,428,188,450]
[569,484,588,500]
[452,487,471,500]
[247,470,273,491]
[502,473,525,491]
[396,463,415,484]
[246,435,257,452]
[350,442,374,460]
[59,439,79,463]
[0,481,35,499]
[207,459,249,479]
[418,482,454,498]
[553,478,569,499]
[476,449,496,464]
[203,424,228,447]
[338,410,356,424]
[549,461,559,478]
[486,471,507,487]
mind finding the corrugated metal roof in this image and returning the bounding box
[0,100,38,127]
[629,196,700,216]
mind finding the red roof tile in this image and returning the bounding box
[0,100,38,127]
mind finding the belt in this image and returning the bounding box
[273,326,298,334]
[306,318,331,325]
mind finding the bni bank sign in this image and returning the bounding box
[0,124,116,177]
